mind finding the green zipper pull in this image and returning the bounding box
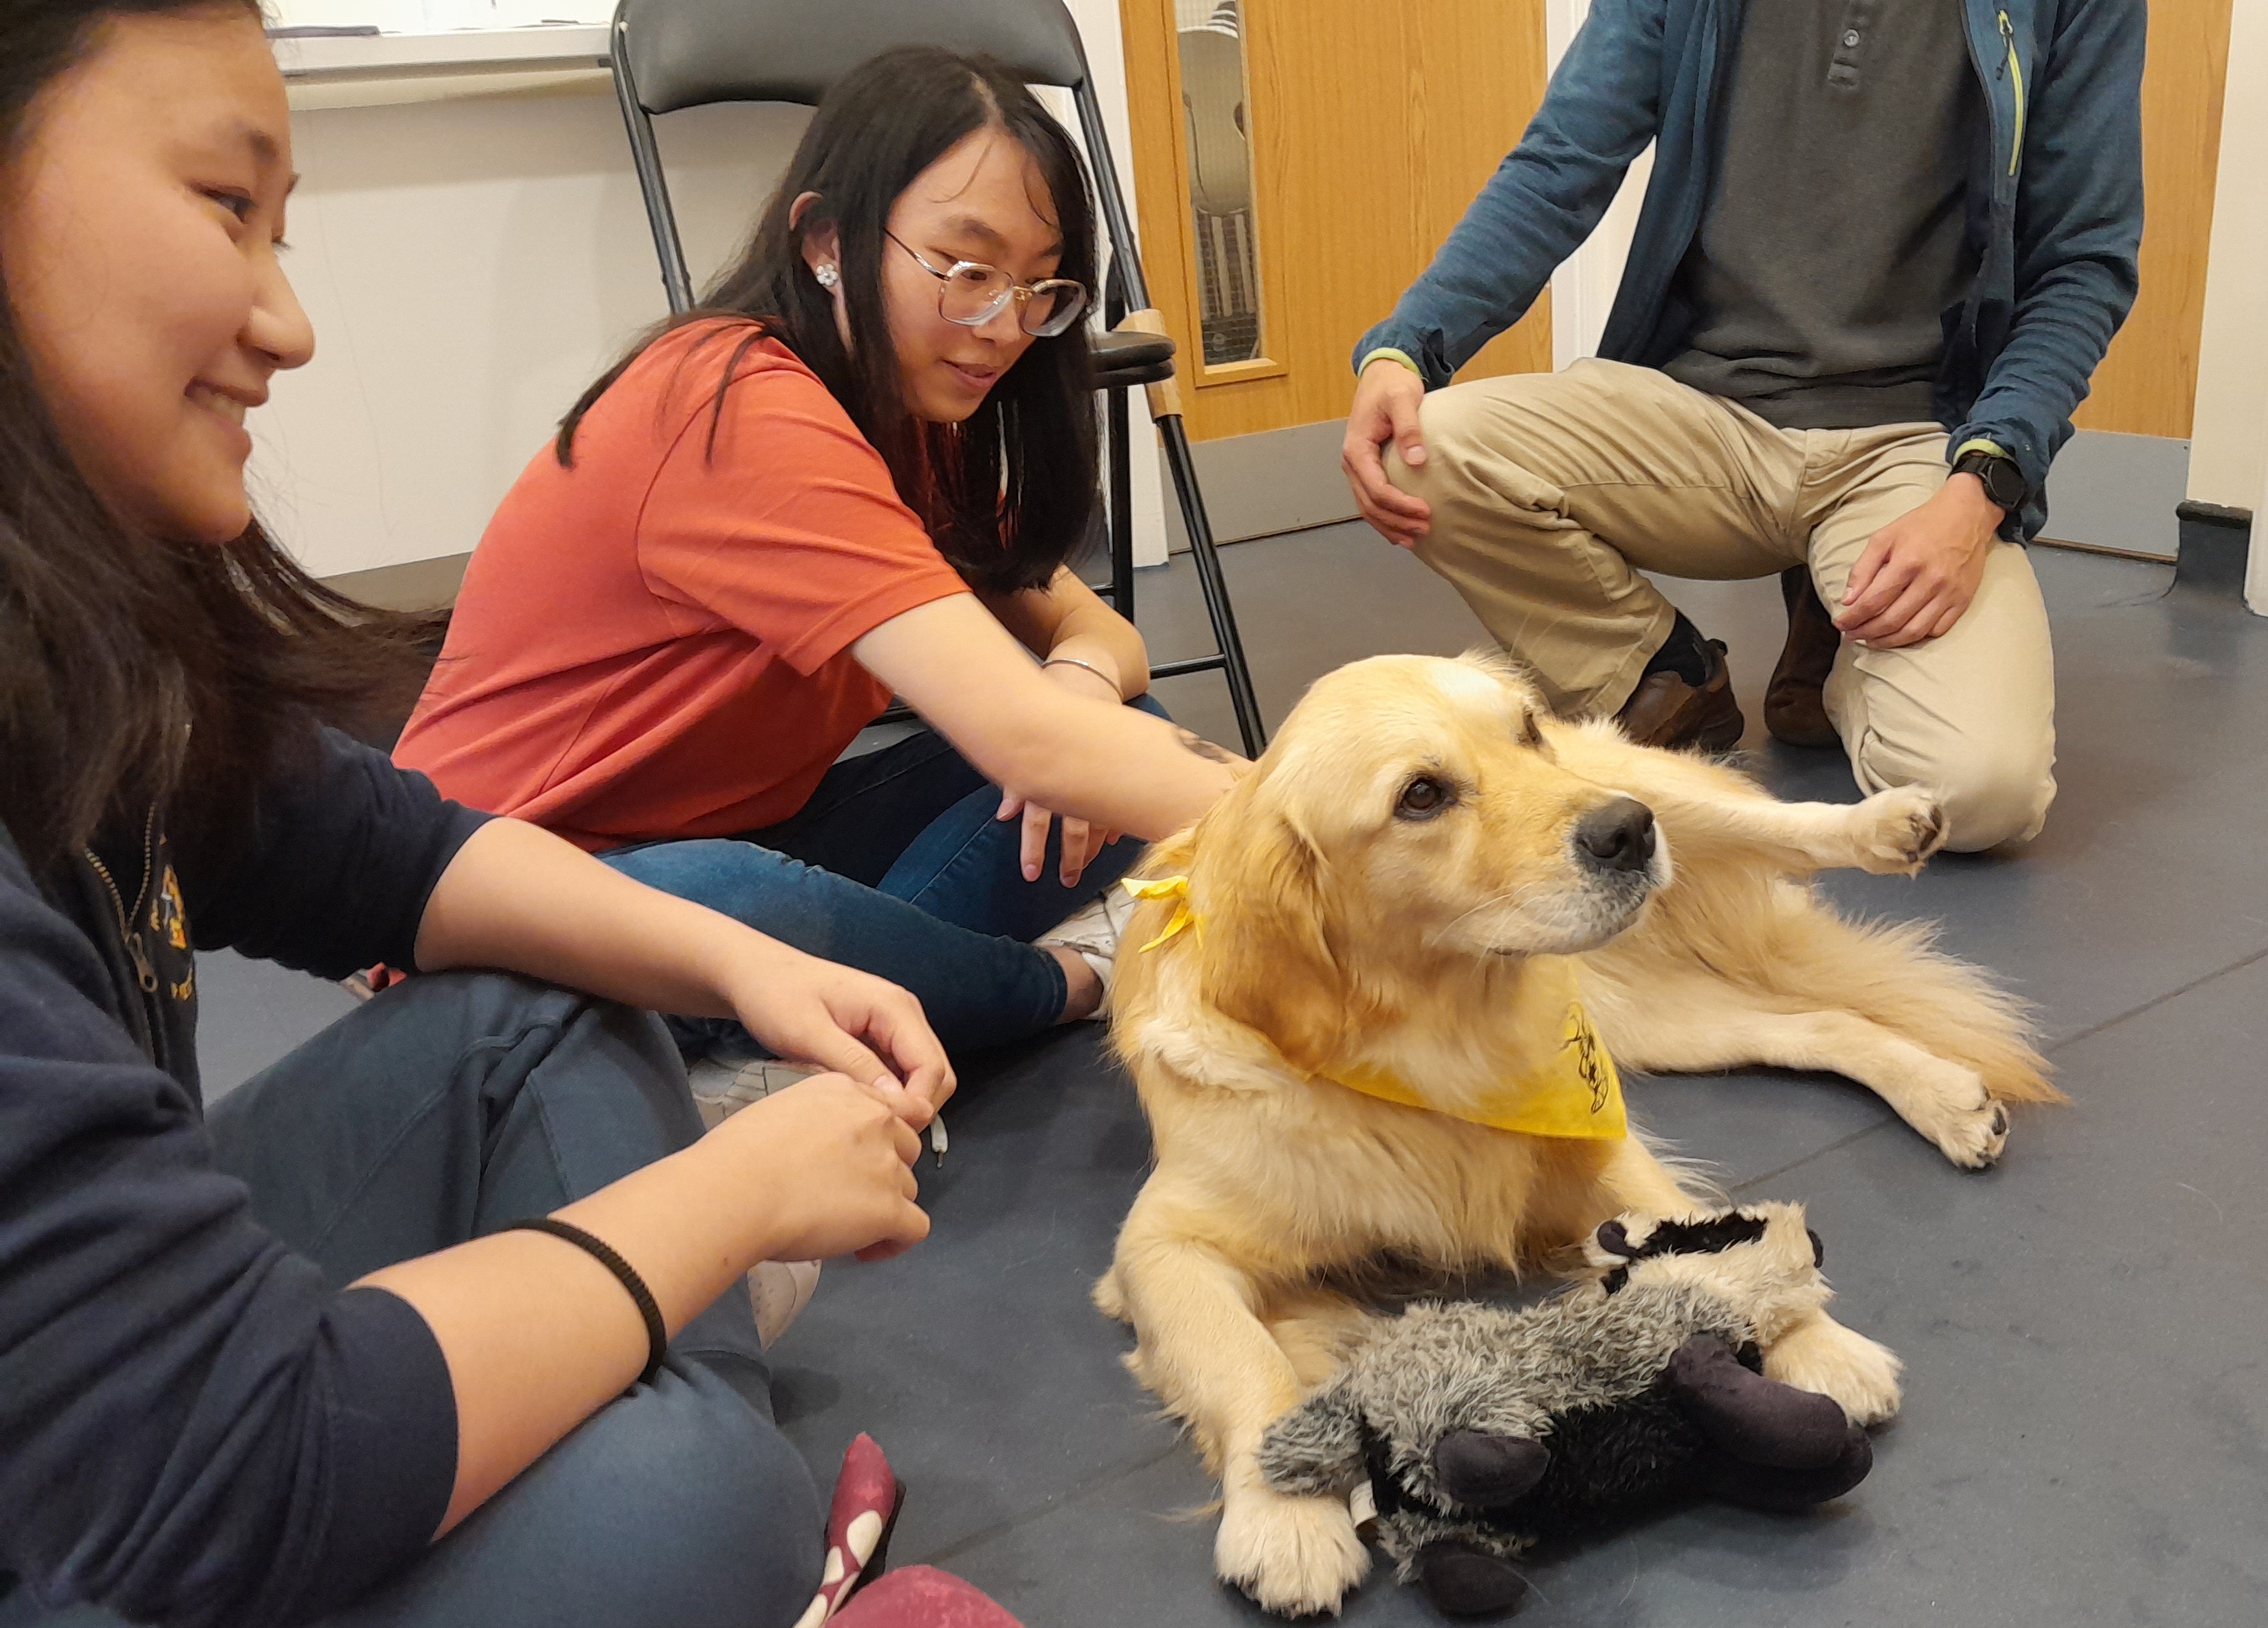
[1997,11,2025,177]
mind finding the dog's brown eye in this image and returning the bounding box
[1521,712,1546,749]
[1396,776,1452,819]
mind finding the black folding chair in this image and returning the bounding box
[608,0,1267,755]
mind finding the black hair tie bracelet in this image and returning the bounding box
[502,1217,668,1387]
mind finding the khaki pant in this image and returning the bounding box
[1390,359,2056,850]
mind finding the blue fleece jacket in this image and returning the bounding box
[1356,0,2145,541]
[0,733,487,1627]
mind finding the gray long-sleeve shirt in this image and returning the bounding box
[1662,0,1986,429]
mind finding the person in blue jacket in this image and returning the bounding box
[1342,0,2143,851]
[0,5,955,1626]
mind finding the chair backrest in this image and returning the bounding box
[617,0,1090,115]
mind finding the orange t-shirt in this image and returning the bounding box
[394,323,969,850]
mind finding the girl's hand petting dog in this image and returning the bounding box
[996,656,1129,886]
[996,785,1118,888]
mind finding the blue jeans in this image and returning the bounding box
[601,704,1164,1060]
[0,973,821,1628]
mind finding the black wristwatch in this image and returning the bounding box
[1952,447,2027,514]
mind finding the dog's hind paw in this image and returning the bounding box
[1933,1095,2011,1170]
[1764,1315,1903,1428]
[1847,786,1949,874]
[1899,1064,2011,1169]
[1216,1483,1370,1617]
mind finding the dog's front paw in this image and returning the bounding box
[1216,1482,1370,1617]
[1764,1315,1903,1427]
[1847,785,1948,874]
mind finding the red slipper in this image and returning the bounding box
[797,1433,905,1626]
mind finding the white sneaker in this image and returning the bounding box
[748,1258,822,1350]
[685,1050,820,1132]
[686,1050,825,1348]
[1035,885,1138,1019]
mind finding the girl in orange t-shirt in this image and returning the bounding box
[396,47,1243,1082]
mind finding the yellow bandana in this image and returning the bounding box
[1120,880,1627,1141]
[1328,984,1627,1141]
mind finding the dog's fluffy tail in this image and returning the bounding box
[1774,904,2061,1105]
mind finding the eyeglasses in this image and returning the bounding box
[885,230,1090,338]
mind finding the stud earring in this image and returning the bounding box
[814,263,840,289]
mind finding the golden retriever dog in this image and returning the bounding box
[1094,652,2056,1615]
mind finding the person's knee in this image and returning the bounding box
[1390,382,1581,553]
[601,838,808,920]
[335,1369,821,1628]
[1944,768,2054,853]
[632,1375,822,1619]
[1867,736,2055,853]
[529,1372,823,1626]
[1390,382,1495,496]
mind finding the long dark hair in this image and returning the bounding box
[0,0,436,874]
[560,45,1099,595]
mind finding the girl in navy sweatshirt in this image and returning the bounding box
[0,7,955,1625]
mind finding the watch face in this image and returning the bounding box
[1962,455,2023,510]
[1984,462,2025,510]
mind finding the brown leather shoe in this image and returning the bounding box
[1615,637,1745,752]
[1764,566,1842,748]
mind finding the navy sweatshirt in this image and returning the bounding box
[0,731,490,1627]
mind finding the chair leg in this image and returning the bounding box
[1108,383,1135,620]
[1156,414,1267,756]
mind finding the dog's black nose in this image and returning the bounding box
[1576,798,1656,873]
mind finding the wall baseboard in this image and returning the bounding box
[332,429,2226,599]
[2032,429,2188,558]
[2174,500,2253,597]
[323,553,471,611]
[1162,419,1356,553]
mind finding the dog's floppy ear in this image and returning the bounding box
[1195,785,1351,1077]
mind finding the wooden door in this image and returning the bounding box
[1119,0,1555,442]
[2071,0,2234,439]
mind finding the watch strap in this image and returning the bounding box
[1952,446,2025,511]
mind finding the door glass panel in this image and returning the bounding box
[1176,0,1264,366]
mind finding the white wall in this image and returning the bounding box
[2188,0,2266,514]
[2253,411,2268,617]
[260,88,792,578]
[256,3,1168,584]
[2188,0,2267,609]
[1052,0,1172,566]
[1543,0,1650,368]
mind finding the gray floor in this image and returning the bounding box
[200,529,2268,1626]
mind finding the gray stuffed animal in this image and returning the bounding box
[1258,1203,1874,1616]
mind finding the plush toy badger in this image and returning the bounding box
[1258,1203,1875,1616]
